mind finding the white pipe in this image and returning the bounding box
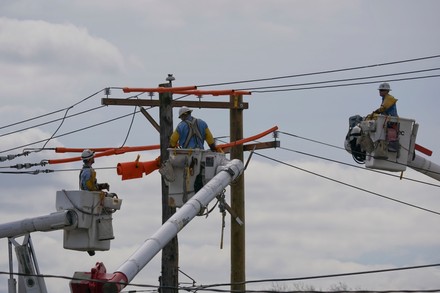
[0,210,76,239]
[408,154,440,181]
[115,159,244,283]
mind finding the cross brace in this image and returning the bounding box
[102,98,249,109]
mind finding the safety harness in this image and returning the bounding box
[79,165,96,191]
[182,118,204,148]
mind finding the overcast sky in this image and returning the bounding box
[1,1,440,292]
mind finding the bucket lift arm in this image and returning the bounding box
[0,192,122,293]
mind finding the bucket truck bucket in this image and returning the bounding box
[56,190,122,252]
[162,149,229,207]
[345,114,418,172]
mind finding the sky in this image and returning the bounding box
[1,0,440,292]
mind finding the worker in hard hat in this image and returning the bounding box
[79,149,110,191]
[169,106,220,151]
[169,106,221,193]
[373,82,398,116]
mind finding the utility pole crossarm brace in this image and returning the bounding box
[102,99,249,109]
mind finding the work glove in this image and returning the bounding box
[209,143,217,152]
[98,183,110,191]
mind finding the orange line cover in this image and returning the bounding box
[49,145,160,164]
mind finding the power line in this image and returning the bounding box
[0,88,107,131]
[0,104,104,139]
[193,264,440,290]
[0,166,115,175]
[3,55,440,138]
[250,74,440,93]
[197,54,440,87]
[0,110,141,154]
[254,151,440,216]
[280,145,440,188]
[238,67,440,91]
[2,55,440,154]
[2,263,440,292]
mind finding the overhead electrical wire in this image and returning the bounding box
[2,67,437,154]
[280,145,440,188]
[119,104,138,148]
[197,54,440,87]
[2,87,108,154]
[0,107,69,131]
[0,88,145,140]
[0,104,103,139]
[248,73,440,93]
[3,54,440,141]
[0,87,123,131]
[190,263,440,292]
[2,263,440,292]
[237,67,440,91]
[1,54,439,156]
[0,166,115,175]
[254,151,440,216]
[0,109,142,154]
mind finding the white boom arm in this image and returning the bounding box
[117,158,243,285]
[0,210,75,239]
[408,154,440,182]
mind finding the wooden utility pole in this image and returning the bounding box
[158,81,178,293]
[229,94,245,292]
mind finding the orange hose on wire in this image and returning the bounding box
[56,147,113,153]
[55,145,160,153]
[122,86,197,93]
[218,126,278,150]
[122,86,251,96]
[48,145,160,164]
[168,90,252,96]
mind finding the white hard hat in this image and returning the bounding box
[178,106,192,118]
[81,149,95,161]
[378,82,391,91]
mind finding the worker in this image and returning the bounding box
[79,149,110,192]
[169,106,220,151]
[169,106,221,193]
[373,82,398,116]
